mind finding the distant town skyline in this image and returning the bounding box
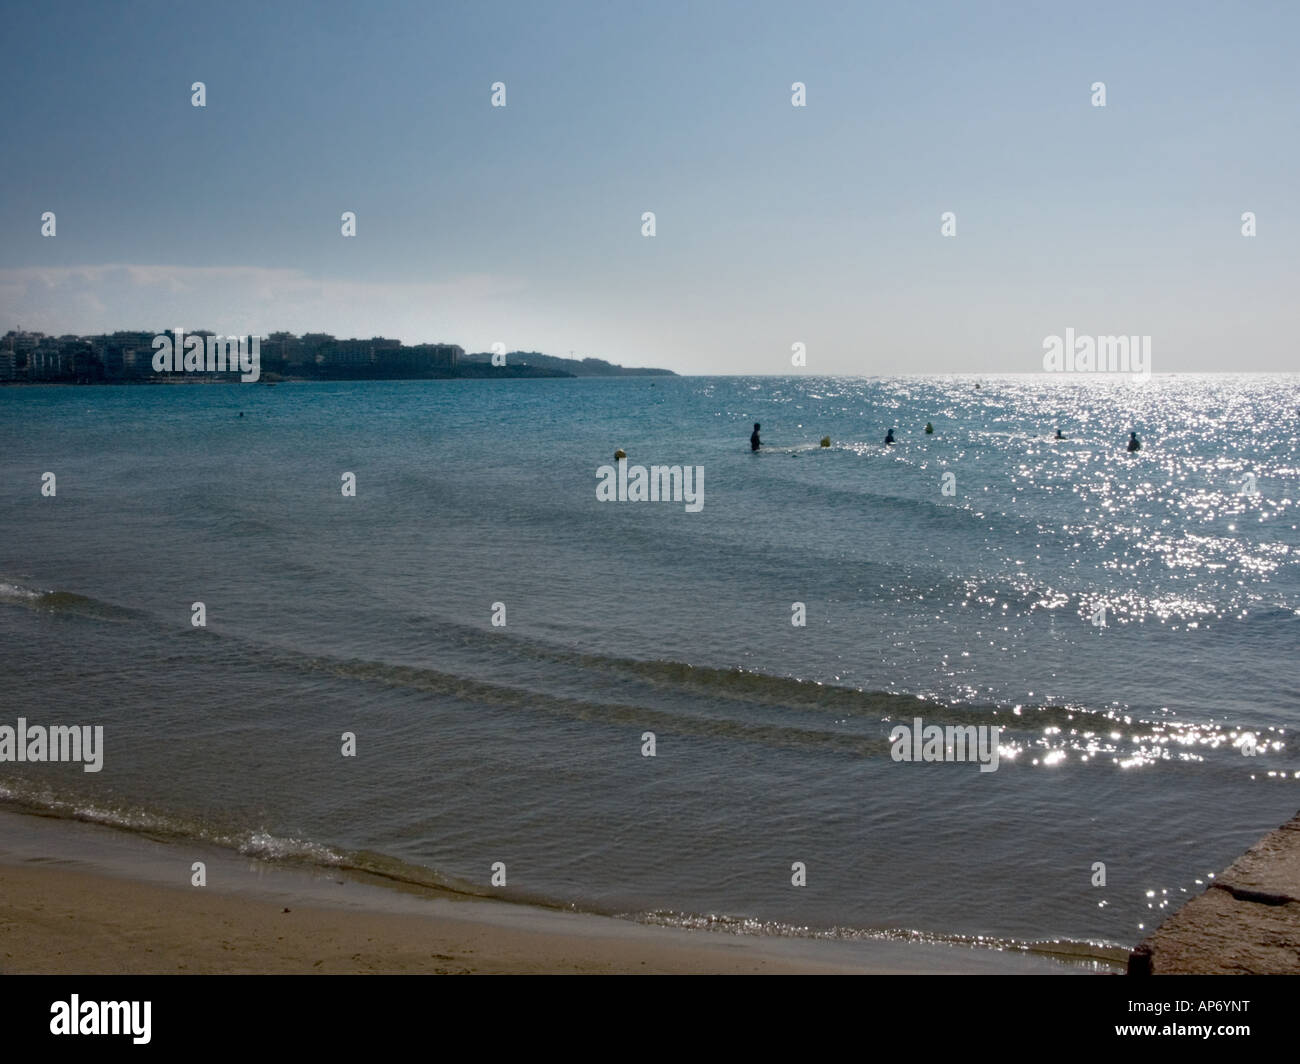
[0,327,675,383]
[2,1,1297,375]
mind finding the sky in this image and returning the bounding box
[0,0,1296,374]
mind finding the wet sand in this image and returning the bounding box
[0,861,871,974]
[0,808,1086,975]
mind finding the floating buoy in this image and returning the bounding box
[614,449,627,460]
[820,436,831,448]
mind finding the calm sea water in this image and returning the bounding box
[2,375,1297,958]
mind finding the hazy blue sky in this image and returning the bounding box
[1,0,1296,374]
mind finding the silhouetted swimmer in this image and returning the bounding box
[1054,428,1064,440]
[1127,432,1141,452]
[238,412,244,418]
[884,428,896,445]
[750,423,761,451]
[924,422,933,434]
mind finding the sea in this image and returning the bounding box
[2,373,1297,969]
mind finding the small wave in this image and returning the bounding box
[0,579,137,621]
[0,780,488,899]
[2,573,1284,768]
[282,643,1277,768]
[627,910,1129,970]
[4,569,1272,766]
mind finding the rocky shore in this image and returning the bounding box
[1129,810,1300,974]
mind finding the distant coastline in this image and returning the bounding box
[0,329,675,384]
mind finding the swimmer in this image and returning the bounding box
[1127,432,1141,453]
[884,428,896,445]
[751,423,761,451]
[924,422,933,434]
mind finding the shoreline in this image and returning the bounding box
[0,807,1095,975]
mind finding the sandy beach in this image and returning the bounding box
[0,810,1089,975]
[0,861,865,975]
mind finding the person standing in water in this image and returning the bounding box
[1054,428,1064,439]
[884,428,896,445]
[750,423,761,451]
[1127,431,1141,452]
